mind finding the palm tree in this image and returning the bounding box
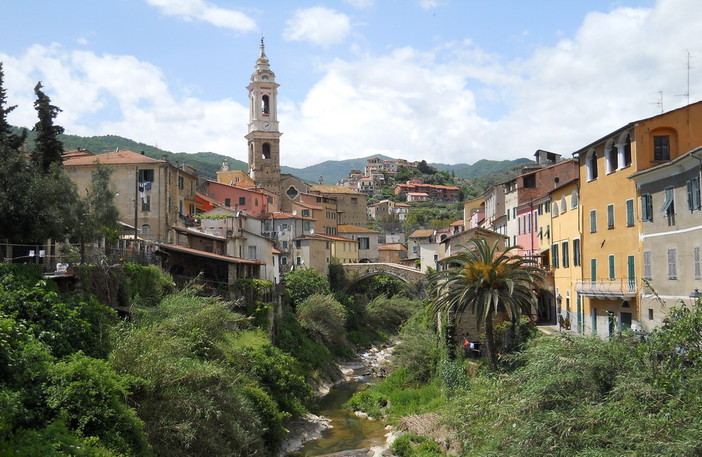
[429,238,543,370]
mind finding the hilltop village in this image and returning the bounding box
[8,39,702,340]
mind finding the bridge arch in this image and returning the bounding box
[340,263,426,294]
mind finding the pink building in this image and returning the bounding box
[201,180,270,217]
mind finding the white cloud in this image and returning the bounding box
[1,45,249,160]
[2,0,701,171]
[145,0,256,32]
[417,0,446,10]
[282,7,351,47]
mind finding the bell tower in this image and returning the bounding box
[246,38,282,198]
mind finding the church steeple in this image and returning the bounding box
[246,38,282,200]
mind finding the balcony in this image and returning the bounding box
[575,279,637,299]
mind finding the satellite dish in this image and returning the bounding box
[292,210,297,216]
[235,211,241,217]
[310,228,315,235]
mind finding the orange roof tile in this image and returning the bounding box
[64,149,164,166]
[337,224,379,233]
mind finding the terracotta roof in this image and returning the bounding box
[265,211,316,221]
[310,184,363,195]
[395,203,410,207]
[337,224,379,234]
[409,229,434,238]
[156,243,264,265]
[378,243,407,251]
[318,234,357,242]
[172,226,226,241]
[272,248,281,254]
[450,220,464,226]
[64,149,164,166]
[407,192,429,197]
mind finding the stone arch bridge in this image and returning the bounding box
[341,262,426,293]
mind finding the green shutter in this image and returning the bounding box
[609,255,615,280]
[590,210,597,232]
[607,205,614,228]
[591,258,597,280]
[626,199,634,226]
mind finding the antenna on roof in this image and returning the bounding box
[677,49,693,106]
[651,90,663,114]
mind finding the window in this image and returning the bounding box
[687,177,701,210]
[302,209,310,217]
[628,255,635,288]
[641,194,653,222]
[551,243,559,269]
[518,217,521,235]
[359,237,370,250]
[142,195,150,212]
[296,256,302,266]
[248,246,257,260]
[667,249,677,280]
[623,134,632,167]
[590,210,597,233]
[141,224,151,235]
[262,94,270,114]
[138,169,154,182]
[523,174,536,188]
[295,240,301,248]
[562,241,570,268]
[179,199,183,215]
[648,308,654,320]
[553,201,559,215]
[573,239,581,267]
[282,240,288,249]
[606,143,618,173]
[281,256,287,266]
[303,221,311,231]
[586,150,598,181]
[609,255,615,280]
[178,175,184,189]
[695,247,701,279]
[571,190,578,209]
[661,187,675,225]
[591,258,597,281]
[607,204,615,229]
[626,199,634,227]
[224,198,231,207]
[643,251,652,279]
[560,196,567,214]
[653,135,670,161]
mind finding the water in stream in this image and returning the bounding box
[287,355,391,456]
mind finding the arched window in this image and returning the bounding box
[571,190,579,209]
[262,95,270,114]
[605,140,618,174]
[586,149,598,181]
[262,143,271,159]
[622,134,632,167]
[560,196,567,214]
[552,201,559,215]
[141,224,151,235]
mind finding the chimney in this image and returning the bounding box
[141,150,145,155]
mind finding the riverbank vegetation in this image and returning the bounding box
[0,262,422,455]
[348,294,702,457]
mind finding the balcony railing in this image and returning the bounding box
[575,278,637,298]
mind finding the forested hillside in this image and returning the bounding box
[13,126,530,184]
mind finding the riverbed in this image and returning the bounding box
[282,345,396,457]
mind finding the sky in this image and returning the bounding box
[1,0,699,168]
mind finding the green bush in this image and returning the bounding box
[391,433,445,457]
[283,268,330,308]
[123,263,174,306]
[296,294,349,354]
[45,352,150,456]
[275,304,337,374]
[365,295,419,332]
[391,313,441,383]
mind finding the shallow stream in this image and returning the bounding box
[286,348,393,457]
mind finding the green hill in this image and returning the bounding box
[14,127,531,184]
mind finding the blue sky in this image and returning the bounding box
[1,0,698,168]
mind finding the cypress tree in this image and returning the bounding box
[32,81,64,172]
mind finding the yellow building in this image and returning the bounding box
[575,101,702,337]
[320,234,359,264]
[548,179,583,331]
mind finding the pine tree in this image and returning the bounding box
[32,81,64,171]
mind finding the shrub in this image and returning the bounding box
[122,263,174,306]
[365,295,419,332]
[391,313,441,383]
[45,352,150,456]
[283,268,330,308]
[296,294,348,352]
